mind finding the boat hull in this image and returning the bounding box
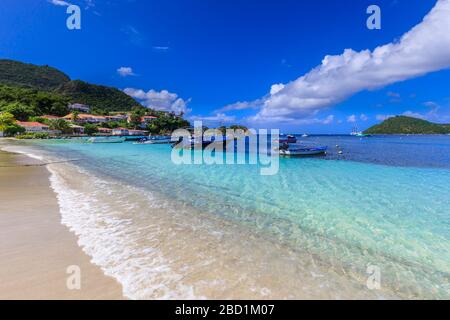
[279,147,327,157]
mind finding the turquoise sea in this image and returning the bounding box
[2,135,449,299]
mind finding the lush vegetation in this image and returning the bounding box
[0,112,25,136]
[0,59,143,112]
[217,125,249,134]
[0,59,70,90]
[364,116,450,134]
[55,80,141,112]
[16,132,50,140]
[0,84,69,120]
[0,59,193,137]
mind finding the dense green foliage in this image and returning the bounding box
[0,84,69,119]
[16,132,50,139]
[146,113,191,135]
[48,119,73,134]
[83,123,99,135]
[217,125,249,134]
[55,80,141,112]
[364,116,450,134]
[0,60,143,112]
[0,59,192,136]
[0,59,70,90]
[0,112,26,136]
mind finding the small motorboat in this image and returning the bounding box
[277,135,297,144]
[87,137,125,144]
[171,135,231,149]
[350,126,370,137]
[171,136,213,149]
[301,134,309,138]
[134,136,172,144]
[277,145,327,157]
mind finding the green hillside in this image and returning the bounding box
[0,59,70,90]
[56,80,140,112]
[0,59,142,112]
[364,116,450,134]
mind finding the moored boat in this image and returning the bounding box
[350,126,370,137]
[134,136,172,144]
[278,146,327,157]
[277,135,297,144]
[87,137,126,144]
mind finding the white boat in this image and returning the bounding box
[134,136,172,144]
[87,137,125,144]
[301,134,309,138]
[278,146,327,157]
[350,126,370,137]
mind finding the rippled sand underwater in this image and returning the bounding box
[4,136,450,299]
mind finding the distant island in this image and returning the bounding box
[364,116,450,135]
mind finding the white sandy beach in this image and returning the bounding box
[0,149,124,300]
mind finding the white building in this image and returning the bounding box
[69,103,91,113]
[112,128,129,136]
[63,114,107,124]
[16,122,50,133]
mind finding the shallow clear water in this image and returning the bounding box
[2,135,449,299]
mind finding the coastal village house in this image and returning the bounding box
[63,113,108,124]
[69,124,85,135]
[98,127,113,135]
[111,128,149,136]
[16,121,51,133]
[68,103,90,113]
[127,115,158,128]
[112,128,129,136]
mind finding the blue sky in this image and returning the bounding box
[1,0,449,133]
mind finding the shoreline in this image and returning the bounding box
[0,149,124,300]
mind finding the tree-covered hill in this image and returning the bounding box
[0,59,142,112]
[0,59,70,91]
[364,116,450,134]
[55,80,140,112]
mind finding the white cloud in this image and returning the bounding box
[152,46,170,52]
[423,101,439,108]
[48,0,70,6]
[189,113,236,124]
[117,67,135,77]
[124,88,191,114]
[215,99,263,113]
[347,115,357,123]
[387,91,401,98]
[360,114,369,121]
[246,114,335,125]
[248,0,450,123]
[402,111,427,119]
[376,114,395,121]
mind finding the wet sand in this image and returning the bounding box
[0,149,124,300]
